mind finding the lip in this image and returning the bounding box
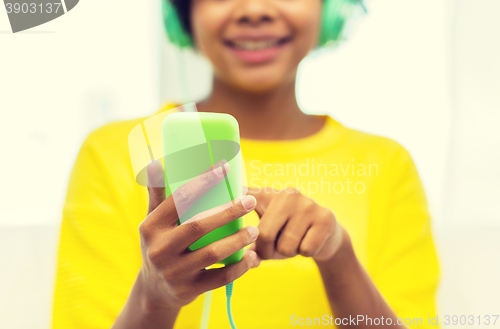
[223,35,291,65]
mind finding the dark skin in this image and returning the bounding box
[113,0,404,328]
[197,76,324,141]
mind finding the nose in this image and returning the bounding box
[233,0,278,26]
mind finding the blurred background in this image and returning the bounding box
[0,0,499,328]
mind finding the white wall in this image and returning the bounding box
[0,1,161,326]
[0,0,161,227]
[445,0,500,228]
[436,0,500,320]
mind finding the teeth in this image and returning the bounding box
[233,40,280,51]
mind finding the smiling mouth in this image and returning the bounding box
[224,37,291,51]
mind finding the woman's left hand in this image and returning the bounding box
[246,187,345,263]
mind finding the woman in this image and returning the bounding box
[53,0,439,328]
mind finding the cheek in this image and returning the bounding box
[190,5,226,58]
[289,8,322,52]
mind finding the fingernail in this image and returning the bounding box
[213,161,229,177]
[214,164,224,177]
[148,159,159,167]
[247,225,259,240]
[249,250,257,262]
[241,195,256,211]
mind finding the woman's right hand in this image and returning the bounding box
[138,160,259,312]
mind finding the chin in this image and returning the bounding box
[236,79,284,93]
[230,69,296,93]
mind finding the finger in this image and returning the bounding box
[171,160,230,218]
[299,222,330,258]
[196,250,257,292]
[305,220,343,261]
[254,195,290,260]
[185,225,259,270]
[147,160,166,215]
[154,160,230,226]
[248,242,285,261]
[245,187,275,217]
[174,195,257,250]
[247,243,262,265]
[276,214,312,258]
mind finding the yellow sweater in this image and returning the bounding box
[53,104,439,329]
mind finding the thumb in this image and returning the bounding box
[147,160,166,215]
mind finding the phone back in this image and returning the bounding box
[162,112,244,265]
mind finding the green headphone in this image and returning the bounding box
[161,0,367,49]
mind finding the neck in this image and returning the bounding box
[197,76,322,140]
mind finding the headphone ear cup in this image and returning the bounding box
[161,0,194,48]
[319,0,365,47]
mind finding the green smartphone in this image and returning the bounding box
[162,112,244,265]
